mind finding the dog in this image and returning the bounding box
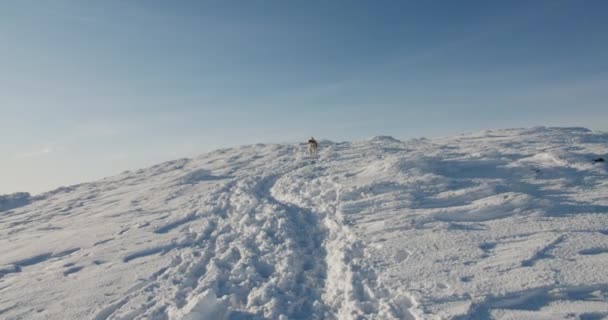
[308,137,318,156]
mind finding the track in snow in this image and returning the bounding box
[93,160,334,319]
[92,152,409,319]
[271,155,416,320]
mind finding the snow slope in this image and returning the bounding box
[0,193,31,213]
[1,127,608,320]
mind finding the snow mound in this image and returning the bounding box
[515,149,592,168]
[367,135,402,143]
[433,192,544,222]
[1,127,608,319]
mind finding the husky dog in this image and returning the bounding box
[308,137,318,156]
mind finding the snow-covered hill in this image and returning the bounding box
[1,127,608,320]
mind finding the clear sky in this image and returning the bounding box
[1,0,608,194]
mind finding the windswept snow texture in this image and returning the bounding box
[1,127,608,319]
[0,192,31,213]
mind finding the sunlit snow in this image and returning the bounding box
[1,127,607,319]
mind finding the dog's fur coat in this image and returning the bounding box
[308,138,318,156]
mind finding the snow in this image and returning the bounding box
[1,127,608,319]
[0,192,31,213]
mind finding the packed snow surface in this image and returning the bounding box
[1,127,608,319]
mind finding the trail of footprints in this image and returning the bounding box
[98,172,331,319]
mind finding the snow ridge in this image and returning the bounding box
[1,127,608,319]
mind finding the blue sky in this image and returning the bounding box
[1,0,608,194]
